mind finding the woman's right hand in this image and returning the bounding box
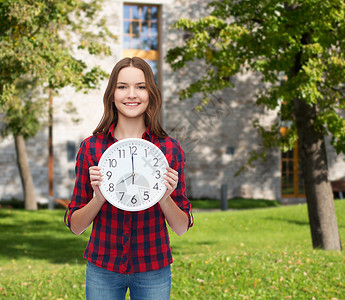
[89,166,107,203]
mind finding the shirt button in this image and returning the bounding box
[124,234,129,243]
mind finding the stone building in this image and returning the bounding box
[1,0,344,204]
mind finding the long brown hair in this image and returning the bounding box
[93,57,167,138]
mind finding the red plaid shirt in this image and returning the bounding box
[65,124,193,274]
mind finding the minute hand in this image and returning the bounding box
[131,153,135,184]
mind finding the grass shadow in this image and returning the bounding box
[264,216,309,226]
[0,209,89,265]
[190,198,280,210]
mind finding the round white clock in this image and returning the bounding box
[98,138,169,211]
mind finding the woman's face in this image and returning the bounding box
[114,66,149,122]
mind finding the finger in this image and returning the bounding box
[165,172,178,183]
[90,170,102,177]
[91,181,102,187]
[89,166,101,172]
[89,166,102,176]
[90,179,102,186]
[164,180,175,192]
[89,169,101,175]
[163,175,178,190]
[90,167,103,187]
[90,175,103,182]
[166,167,178,175]
[164,170,178,182]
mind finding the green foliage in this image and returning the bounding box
[1,78,45,138]
[166,0,345,163]
[0,201,344,299]
[0,0,114,138]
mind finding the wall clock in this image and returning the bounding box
[98,138,169,211]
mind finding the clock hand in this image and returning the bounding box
[131,152,134,174]
[117,174,133,185]
[131,152,135,184]
[117,153,136,185]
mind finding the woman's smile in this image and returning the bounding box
[124,102,141,106]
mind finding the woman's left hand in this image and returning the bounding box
[160,167,178,203]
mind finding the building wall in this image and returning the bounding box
[161,0,280,200]
[0,0,344,203]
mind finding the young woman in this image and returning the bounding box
[65,57,193,300]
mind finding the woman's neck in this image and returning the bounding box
[114,118,146,140]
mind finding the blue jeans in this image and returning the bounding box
[86,261,171,300]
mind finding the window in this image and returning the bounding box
[279,90,305,198]
[281,141,305,198]
[123,4,160,84]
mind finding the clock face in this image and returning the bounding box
[98,138,169,211]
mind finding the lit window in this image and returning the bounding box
[123,4,160,83]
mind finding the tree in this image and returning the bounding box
[166,0,345,250]
[0,0,114,210]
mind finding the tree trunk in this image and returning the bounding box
[14,134,37,210]
[294,98,341,250]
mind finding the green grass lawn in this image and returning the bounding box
[190,197,280,210]
[0,201,344,299]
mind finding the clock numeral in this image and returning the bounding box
[153,183,159,190]
[143,191,149,201]
[109,183,114,192]
[106,171,112,180]
[129,146,137,155]
[131,195,137,204]
[153,157,159,167]
[144,149,148,158]
[118,149,125,158]
[108,158,117,168]
[119,191,125,201]
[155,170,161,179]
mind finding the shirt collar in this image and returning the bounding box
[108,123,116,140]
[142,126,153,141]
[107,123,153,142]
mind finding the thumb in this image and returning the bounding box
[94,185,106,203]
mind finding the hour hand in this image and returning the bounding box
[117,174,133,185]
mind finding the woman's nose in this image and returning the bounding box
[128,87,137,98]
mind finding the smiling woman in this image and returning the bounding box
[92,57,165,138]
[64,57,193,300]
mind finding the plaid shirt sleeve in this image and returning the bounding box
[157,136,194,228]
[64,138,93,229]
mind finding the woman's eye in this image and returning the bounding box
[117,86,126,89]
[138,86,146,90]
